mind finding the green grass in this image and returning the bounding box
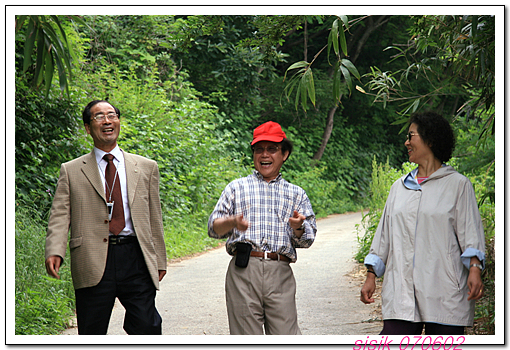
[15,206,75,335]
[163,212,224,260]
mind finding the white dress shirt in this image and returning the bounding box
[94,146,135,236]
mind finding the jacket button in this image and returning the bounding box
[104,220,108,224]
[103,238,108,243]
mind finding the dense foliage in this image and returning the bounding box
[15,14,496,335]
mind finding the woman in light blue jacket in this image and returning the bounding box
[360,111,485,335]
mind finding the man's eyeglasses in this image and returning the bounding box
[406,132,419,141]
[92,113,119,122]
[252,145,280,154]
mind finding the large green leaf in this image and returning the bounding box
[304,68,315,107]
[33,27,45,88]
[341,59,360,79]
[284,61,317,111]
[327,19,339,63]
[339,65,352,94]
[338,21,348,57]
[327,17,348,60]
[43,46,54,98]
[284,61,310,79]
[339,15,349,29]
[22,18,36,73]
[16,15,83,98]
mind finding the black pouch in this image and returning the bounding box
[235,243,252,268]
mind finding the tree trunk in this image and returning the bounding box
[312,106,337,161]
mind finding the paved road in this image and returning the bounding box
[61,211,382,336]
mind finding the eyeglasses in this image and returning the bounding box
[406,132,419,141]
[252,145,280,154]
[92,112,119,122]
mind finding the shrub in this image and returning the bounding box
[355,157,414,262]
[15,205,75,335]
[284,166,342,218]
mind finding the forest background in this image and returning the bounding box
[12,8,498,337]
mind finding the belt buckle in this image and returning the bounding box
[262,251,273,261]
[109,237,117,245]
[262,251,279,261]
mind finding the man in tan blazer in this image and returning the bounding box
[45,100,167,335]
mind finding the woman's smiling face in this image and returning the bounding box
[253,141,289,182]
[405,123,433,165]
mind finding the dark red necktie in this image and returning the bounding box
[103,154,125,235]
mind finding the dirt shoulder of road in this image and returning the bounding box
[348,263,383,324]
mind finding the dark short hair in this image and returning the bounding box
[251,138,293,162]
[82,100,121,125]
[409,111,455,163]
[280,139,293,161]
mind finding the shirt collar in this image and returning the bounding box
[94,145,123,165]
[403,164,447,190]
[253,170,283,183]
[403,167,421,190]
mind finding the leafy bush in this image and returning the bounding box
[466,164,495,335]
[355,157,414,262]
[15,73,89,217]
[452,117,495,334]
[15,206,75,335]
[284,165,350,218]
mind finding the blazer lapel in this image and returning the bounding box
[123,150,139,207]
[81,151,106,202]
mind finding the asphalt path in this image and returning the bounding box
[61,211,382,337]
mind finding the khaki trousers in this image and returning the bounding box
[225,256,301,335]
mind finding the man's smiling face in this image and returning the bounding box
[252,141,289,182]
[84,102,120,153]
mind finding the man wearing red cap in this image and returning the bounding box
[208,121,317,335]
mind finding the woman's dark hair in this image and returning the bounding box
[409,111,455,163]
[82,100,121,125]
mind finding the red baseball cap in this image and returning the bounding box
[251,121,287,145]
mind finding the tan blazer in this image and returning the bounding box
[45,150,167,290]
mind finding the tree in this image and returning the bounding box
[362,15,495,144]
[279,15,396,162]
[15,15,86,98]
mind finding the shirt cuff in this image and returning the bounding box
[364,253,385,277]
[461,247,486,270]
[292,222,314,248]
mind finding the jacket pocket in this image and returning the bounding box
[69,236,82,249]
[445,252,461,292]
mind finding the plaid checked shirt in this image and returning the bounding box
[208,171,317,262]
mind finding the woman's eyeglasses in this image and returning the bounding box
[406,132,419,141]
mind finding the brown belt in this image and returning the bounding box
[250,251,291,262]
